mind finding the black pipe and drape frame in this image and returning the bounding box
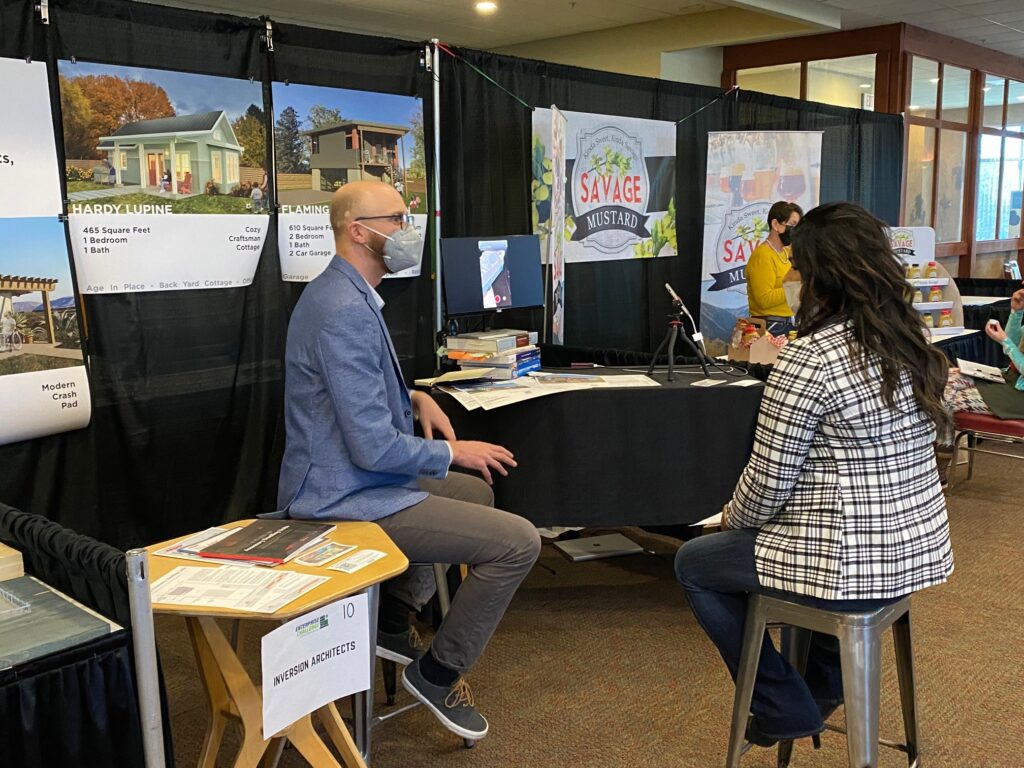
[2,0,902,550]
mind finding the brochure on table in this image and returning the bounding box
[272,81,427,282]
[58,60,270,294]
[0,57,92,446]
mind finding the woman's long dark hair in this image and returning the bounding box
[791,202,950,429]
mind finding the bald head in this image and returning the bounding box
[329,180,405,238]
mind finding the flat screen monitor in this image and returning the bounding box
[441,235,544,316]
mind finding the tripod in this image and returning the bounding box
[646,310,710,381]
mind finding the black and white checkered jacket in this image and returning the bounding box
[726,321,954,600]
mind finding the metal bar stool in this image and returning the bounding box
[727,594,920,768]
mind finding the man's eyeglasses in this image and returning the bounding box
[355,212,415,230]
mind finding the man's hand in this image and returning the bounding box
[448,441,517,485]
[1011,287,1024,312]
[986,320,1009,344]
[411,391,456,441]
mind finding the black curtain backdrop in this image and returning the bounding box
[1,0,903,548]
[439,48,903,352]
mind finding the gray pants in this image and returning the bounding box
[374,472,541,673]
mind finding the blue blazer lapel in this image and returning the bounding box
[332,259,406,386]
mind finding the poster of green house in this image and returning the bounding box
[58,61,268,216]
[98,111,244,199]
[58,61,272,295]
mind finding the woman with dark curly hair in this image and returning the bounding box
[675,201,954,748]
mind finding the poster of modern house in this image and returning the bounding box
[0,218,84,377]
[59,61,267,215]
[271,83,426,212]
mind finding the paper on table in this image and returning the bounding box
[153,527,257,567]
[151,565,328,614]
[294,542,357,567]
[956,358,1005,383]
[414,368,495,387]
[328,549,387,574]
[689,512,723,527]
[728,378,763,387]
[690,378,725,387]
[587,375,660,388]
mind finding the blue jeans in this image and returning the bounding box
[674,529,899,737]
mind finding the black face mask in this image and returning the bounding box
[779,228,792,247]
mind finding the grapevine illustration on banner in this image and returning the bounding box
[532,108,677,264]
[699,131,822,354]
[0,57,92,445]
[58,60,270,294]
[273,82,427,282]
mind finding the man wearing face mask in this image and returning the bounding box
[745,201,803,335]
[278,181,541,741]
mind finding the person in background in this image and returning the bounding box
[746,201,803,335]
[676,201,953,749]
[937,284,1024,472]
[278,180,540,742]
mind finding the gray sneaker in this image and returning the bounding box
[401,662,489,739]
[376,626,427,665]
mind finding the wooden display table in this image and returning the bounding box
[148,520,407,768]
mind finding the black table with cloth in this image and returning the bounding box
[434,369,764,528]
[0,503,171,768]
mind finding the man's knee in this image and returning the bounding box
[505,514,541,567]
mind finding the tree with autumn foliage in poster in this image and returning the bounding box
[60,74,175,159]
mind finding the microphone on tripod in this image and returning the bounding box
[664,283,710,360]
[647,283,711,380]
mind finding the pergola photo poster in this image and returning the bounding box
[0,57,91,445]
[272,81,427,282]
[58,60,270,294]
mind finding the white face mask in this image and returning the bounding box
[783,281,802,315]
[356,222,423,273]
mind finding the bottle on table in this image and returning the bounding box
[923,312,934,328]
[925,261,939,278]
[928,285,944,302]
[912,287,924,304]
[908,263,922,279]
[938,309,954,328]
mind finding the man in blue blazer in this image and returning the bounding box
[279,180,541,741]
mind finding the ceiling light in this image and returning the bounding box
[929,77,940,84]
[860,83,871,88]
[982,87,991,93]
[908,105,921,111]
[475,1,497,12]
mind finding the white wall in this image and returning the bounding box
[660,47,724,88]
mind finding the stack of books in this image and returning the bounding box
[446,329,541,380]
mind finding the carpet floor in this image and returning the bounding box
[159,450,1023,767]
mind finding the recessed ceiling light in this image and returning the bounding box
[475,1,498,12]
[860,83,871,88]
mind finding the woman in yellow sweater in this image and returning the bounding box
[746,201,803,334]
